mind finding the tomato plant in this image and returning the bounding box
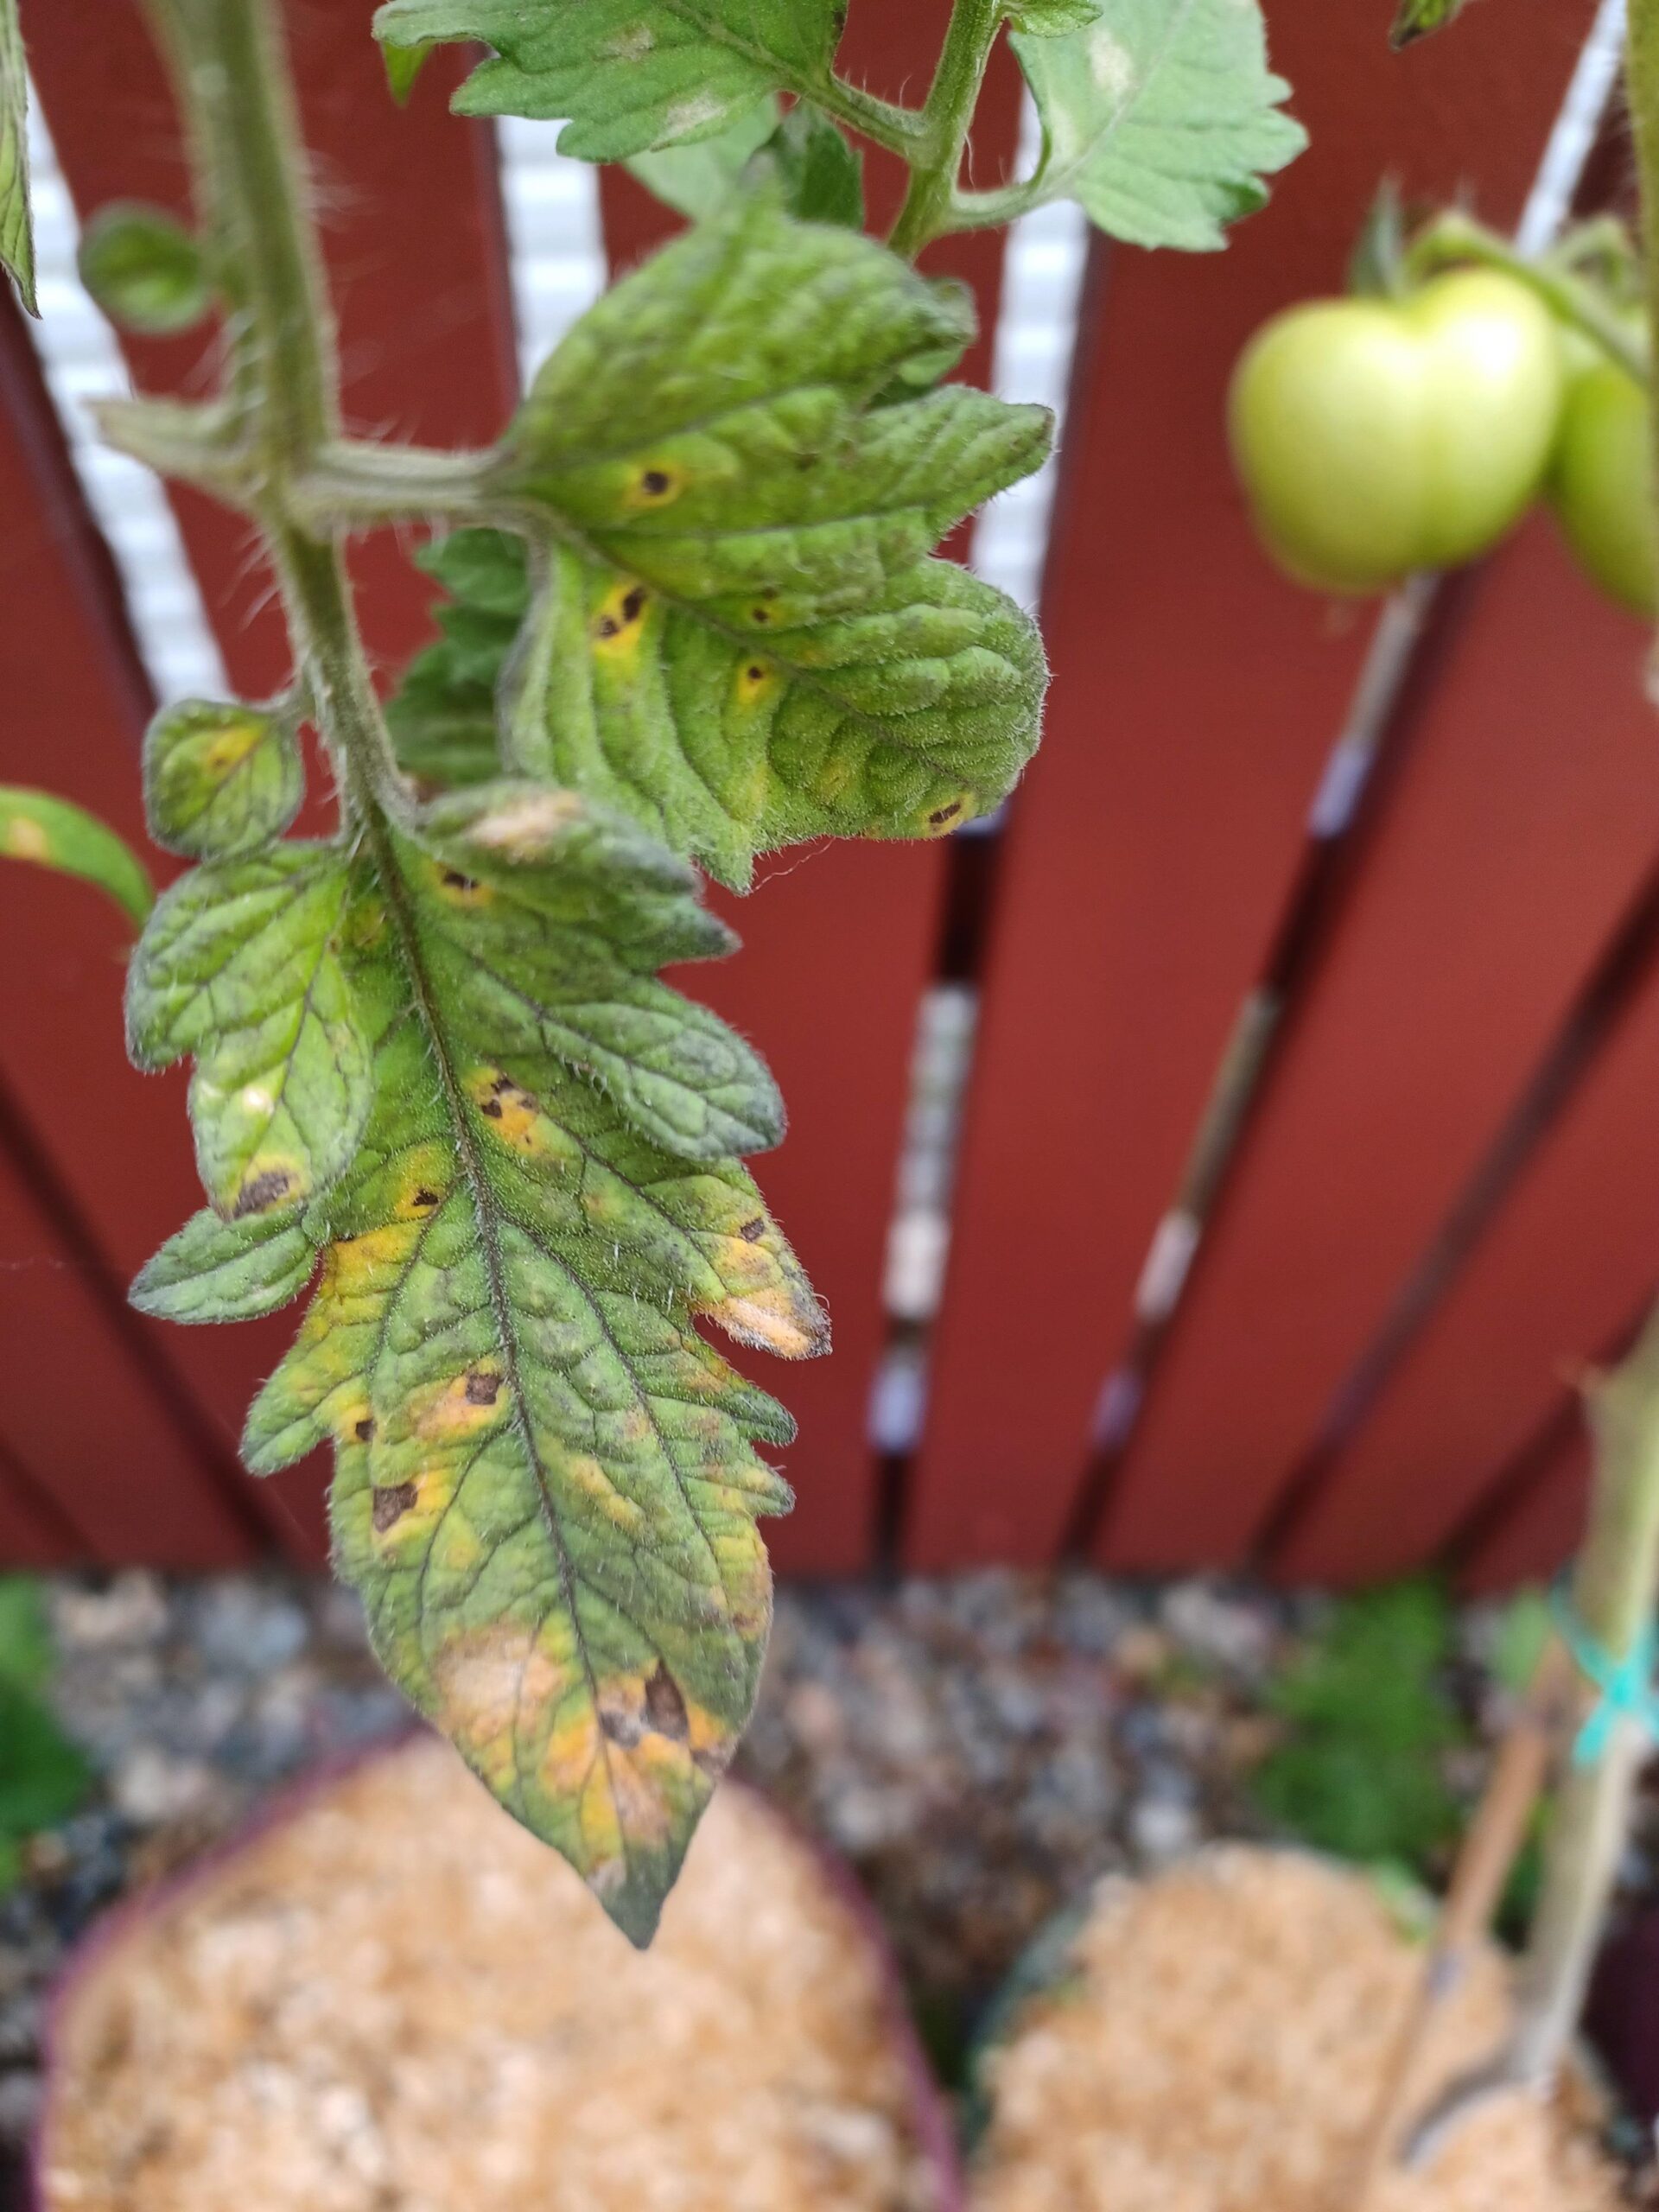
[1229,270,1563,594]
[0,0,1306,1942]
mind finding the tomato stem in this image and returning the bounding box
[139,0,411,826]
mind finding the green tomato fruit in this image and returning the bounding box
[1547,347,1656,619]
[1228,270,1565,594]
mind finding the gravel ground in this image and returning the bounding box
[0,1567,1625,2206]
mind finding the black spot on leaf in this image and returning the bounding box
[929,801,963,826]
[412,1186,441,1209]
[480,1097,504,1120]
[232,1168,294,1219]
[372,1481,419,1533]
[738,1216,766,1243]
[644,1662,690,1740]
[640,468,671,496]
[354,1416,376,1443]
[464,1370,501,1406]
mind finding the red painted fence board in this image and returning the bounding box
[1103,519,1659,1570]
[906,0,1602,1568]
[1274,904,1659,1584]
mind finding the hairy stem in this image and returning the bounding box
[142,0,408,816]
[887,0,1005,261]
[1402,211,1649,383]
[1508,1300,1659,2087]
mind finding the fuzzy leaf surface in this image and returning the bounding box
[234,790,819,1941]
[131,1206,319,1323]
[372,0,842,161]
[143,698,304,860]
[0,0,34,315]
[1012,0,1306,250]
[466,194,1048,888]
[126,845,373,1222]
[0,788,154,925]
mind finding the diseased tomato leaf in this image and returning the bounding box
[393,194,1050,888]
[0,0,35,316]
[126,845,373,1222]
[371,0,844,162]
[1011,0,1306,250]
[0,787,154,926]
[213,786,823,1943]
[143,697,304,860]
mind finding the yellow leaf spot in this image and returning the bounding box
[230,1156,303,1219]
[564,1453,646,1535]
[434,1626,567,1801]
[920,793,973,837]
[733,657,781,710]
[391,1152,452,1221]
[428,857,493,906]
[622,460,686,511]
[590,578,649,662]
[410,1366,506,1441]
[711,1279,826,1360]
[199,713,264,775]
[469,1067,557,1156]
[2,816,51,862]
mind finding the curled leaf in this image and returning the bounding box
[78,203,213,336]
[143,696,304,859]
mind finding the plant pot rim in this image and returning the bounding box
[29,1726,964,2212]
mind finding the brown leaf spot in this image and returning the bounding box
[354,1415,376,1443]
[371,1480,418,1533]
[929,801,963,827]
[411,1186,441,1210]
[480,1096,504,1120]
[464,1369,501,1406]
[231,1168,295,1219]
[738,1216,766,1243]
[441,868,478,892]
[643,1662,690,1741]
[640,468,671,496]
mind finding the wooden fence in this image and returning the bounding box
[0,0,1648,1589]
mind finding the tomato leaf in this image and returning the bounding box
[1389,0,1471,46]
[767,103,864,230]
[426,194,1048,889]
[131,1205,319,1323]
[126,845,374,1221]
[1011,0,1306,250]
[232,788,820,1942]
[143,697,304,859]
[1007,0,1105,29]
[371,0,844,162]
[0,787,154,926]
[78,203,213,336]
[626,97,781,221]
[0,0,35,316]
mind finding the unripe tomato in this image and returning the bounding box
[1547,341,1656,618]
[1228,270,1565,594]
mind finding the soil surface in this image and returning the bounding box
[40,1740,938,2212]
[975,1848,1627,2212]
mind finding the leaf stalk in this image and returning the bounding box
[887,0,1007,260]
[142,0,411,822]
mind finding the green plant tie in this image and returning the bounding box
[1551,1585,1659,1767]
